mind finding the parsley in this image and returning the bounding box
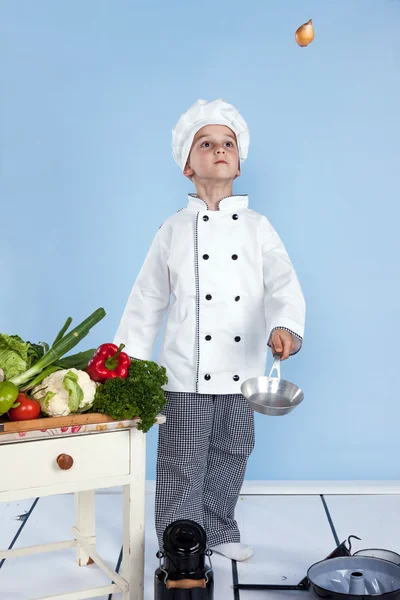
[92,359,168,433]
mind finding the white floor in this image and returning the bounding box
[1,491,400,599]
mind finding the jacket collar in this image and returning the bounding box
[187,193,249,212]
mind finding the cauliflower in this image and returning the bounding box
[32,368,97,417]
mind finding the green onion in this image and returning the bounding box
[19,347,95,391]
[9,308,106,387]
[56,348,96,370]
[19,365,62,392]
[52,317,73,347]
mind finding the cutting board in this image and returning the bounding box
[0,413,125,434]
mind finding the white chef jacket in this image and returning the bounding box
[114,194,305,394]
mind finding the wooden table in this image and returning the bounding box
[0,413,165,600]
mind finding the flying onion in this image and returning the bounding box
[295,19,314,47]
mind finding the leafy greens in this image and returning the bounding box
[92,358,168,433]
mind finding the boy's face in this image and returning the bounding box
[183,125,241,181]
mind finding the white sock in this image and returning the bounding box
[211,542,254,561]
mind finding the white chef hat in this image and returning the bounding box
[172,98,250,171]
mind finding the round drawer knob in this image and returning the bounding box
[57,453,74,470]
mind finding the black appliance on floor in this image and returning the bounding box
[155,520,214,599]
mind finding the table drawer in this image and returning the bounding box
[0,430,130,492]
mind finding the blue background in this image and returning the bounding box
[1,0,399,480]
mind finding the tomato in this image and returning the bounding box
[8,393,41,421]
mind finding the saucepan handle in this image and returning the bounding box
[268,354,282,379]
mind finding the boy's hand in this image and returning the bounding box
[270,329,295,361]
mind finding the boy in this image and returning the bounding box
[114,98,305,561]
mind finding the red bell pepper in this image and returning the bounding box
[86,343,130,382]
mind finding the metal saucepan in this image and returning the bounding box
[307,555,400,599]
[240,355,304,416]
[353,549,400,566]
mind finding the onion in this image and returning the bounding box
[0,368,4,383]
[295,19,314,47]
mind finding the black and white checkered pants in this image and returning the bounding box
[155,391,255,549]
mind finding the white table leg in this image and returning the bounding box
[74,489,96,566]
[121,427,146,600]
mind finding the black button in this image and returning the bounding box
[205,335,212,341]
[235,296,240,301]
[235,336,241,342]
[232,254,238,260]
[206,294,212,300]
[203,254,209,260]
[233,375,240,381]
[203,215,209,221]
[205,374,211,381]
[232,214,239,220]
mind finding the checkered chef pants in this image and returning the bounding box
[155,391,255,550]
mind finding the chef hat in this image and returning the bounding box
[172,98,250,171]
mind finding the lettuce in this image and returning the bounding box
[0,334,30,379]
[27,341,46,365]
[0,334,46,380]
